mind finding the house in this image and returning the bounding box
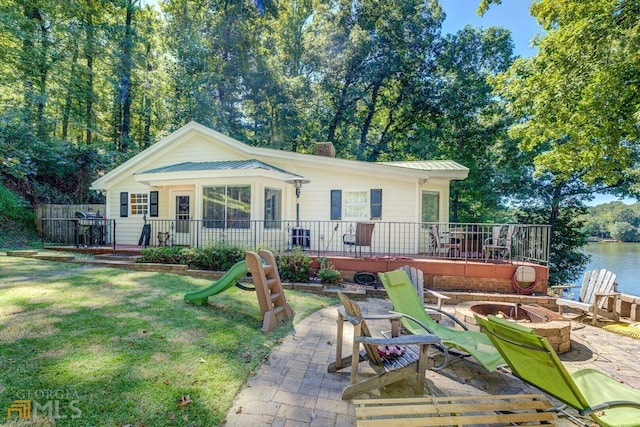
[90,121,468,252]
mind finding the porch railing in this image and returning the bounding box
[142,219,550,265]
[40,218,550,265]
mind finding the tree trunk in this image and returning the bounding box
[116,0,135,151]
[62,40,79,140]
[85,1,95,145]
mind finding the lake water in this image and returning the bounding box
[579,242,640,296]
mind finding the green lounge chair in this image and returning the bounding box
[476,314,640,426]
[378,270,505,372]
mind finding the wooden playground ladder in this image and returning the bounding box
[245,250,294,332]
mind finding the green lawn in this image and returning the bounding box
[0,255,336,426]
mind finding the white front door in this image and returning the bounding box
[171,191,194,245]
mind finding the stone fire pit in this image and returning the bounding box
[455,301,572,354]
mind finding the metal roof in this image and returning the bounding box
[381,160,468,171]
[137,159,297,176]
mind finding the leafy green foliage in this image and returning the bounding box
[276,247,311,283]
[140,243,246,270]
[491,0,640,192]
[582,202,640,242]
[512,203,589,285]
[317,257,341,285]
[0,183,38,248]
[182,243,246,271]
[139,246,190,264]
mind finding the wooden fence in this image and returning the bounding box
[34,204,106,233]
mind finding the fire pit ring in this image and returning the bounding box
[455,301,572,354]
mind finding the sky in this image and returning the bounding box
[439,0,542,57]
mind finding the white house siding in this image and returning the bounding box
[92,122,467,250]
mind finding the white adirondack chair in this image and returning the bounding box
[556,269,620,325]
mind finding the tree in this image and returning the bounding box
[411,26,518,222]
[112,0,138,152]
[609,222,639,242]
[308,0,444,159]
[491,0,640,196]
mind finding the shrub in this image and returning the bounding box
[185,243,246,271]
[139,246,189,264]
[276,248,311,283]
[140,243,246,271]
[317,257,341,285]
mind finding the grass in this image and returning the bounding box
[0,254,337,426]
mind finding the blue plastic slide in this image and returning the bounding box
[183,260,248,305]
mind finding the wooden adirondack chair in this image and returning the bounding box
[556,269,620,325]
[327,292,440,400]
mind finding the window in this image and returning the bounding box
[130,193,149,216]
[203,185,251,229]
[344,191,368,219]
[264,188,281,229]
[330,189,382,220]
[421,191,440,223]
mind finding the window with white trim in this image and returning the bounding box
[421,191,440,223]
[264,187,281,229]
[130,193,149,216]
[344,191,368,219]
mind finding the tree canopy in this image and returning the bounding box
[490,0,640,194]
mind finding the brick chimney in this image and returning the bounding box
[315,142,336,157]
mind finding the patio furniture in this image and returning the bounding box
[450,226,484,258]
[395,265,449,321]
[428,224,461,257]
[378,270,505,372]
[556,269,619,325]
[353,394,558,426]
[482,225,516,262]
[343,222,375,257]
[327,291,440,400]
[476,313,640,426]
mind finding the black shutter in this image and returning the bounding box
[370,189,382,220]
[330,190,342,220]
[120,192,128,217]
[149,191,159,217]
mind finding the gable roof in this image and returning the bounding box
[91,121,468,190]
[138,159,296,176]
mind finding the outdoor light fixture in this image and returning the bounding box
[285,177,310,226]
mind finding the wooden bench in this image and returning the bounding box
[354,394,558,426]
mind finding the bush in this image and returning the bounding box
[184,243,246,271]
[0,183,32,223]
[276,248,311,283]
[139,246,189,264]
[140,243,246,270]
[317,257,341,285]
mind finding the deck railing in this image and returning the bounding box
[145,219,549,264]
[40,218,550,265]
